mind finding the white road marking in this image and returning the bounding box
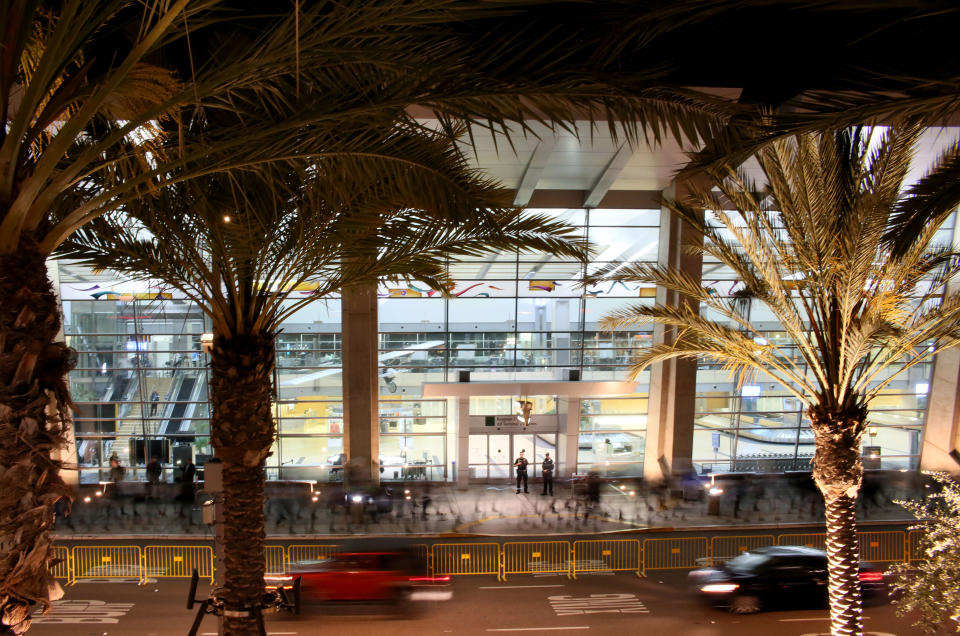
[487,628,590,632]
[480,585,566,589]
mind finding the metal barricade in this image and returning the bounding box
[503,541,571,579]
[432,543,501,579]
[777,533,826,550]
[573,539,641,578]
[49,545,72,584]
[410,543,432,575]
[909,529,925,562]
[287,544,340,564]
[264,545,287,574]
[72,546,143,583]
[857,531,905,563]
[641,538,708,575]
[710,535,775,565]
[144,546,214,583]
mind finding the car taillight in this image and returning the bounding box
[701,583,739,593]
[859,571,883,582]
[409,576,451,582]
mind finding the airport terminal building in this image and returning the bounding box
[55,123,960,486]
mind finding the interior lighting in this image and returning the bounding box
[83,496,91,503]
[223,215,231,223]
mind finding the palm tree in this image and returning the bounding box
[59,123,590,634]
[0,2,754,628]
[595,123,960,636]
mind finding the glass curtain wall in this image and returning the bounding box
[55,203,937,482]
[691,210,949,474]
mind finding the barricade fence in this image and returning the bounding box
[504,541,571,579]
[50,529,926,584]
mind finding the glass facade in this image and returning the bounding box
[55,204,942,482]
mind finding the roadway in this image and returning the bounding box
[31,571,924,636]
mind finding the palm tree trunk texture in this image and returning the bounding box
[810,404,867,636]
[0,237,73,634]
[208,333,276,636]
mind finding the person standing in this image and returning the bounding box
[149,390,160,416]
[513,449,529,494]
[541,452,554,496]
[177,458,196,503]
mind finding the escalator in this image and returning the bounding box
[162,375,196,436]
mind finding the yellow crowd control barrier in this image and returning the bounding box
[49,545,72,584]
[503,541,571,579]
[641,538,708,575]
[433,543,501,579]
[144,546,214,583]
[857,531,904,563]
[573,539,640,578]
[287,544,340,563]
[410,543,432,575]
[710,535,775,564]
[264,545,287,574]
[777,533,826,550]
[72,546,143,583]
[908,530,925,562]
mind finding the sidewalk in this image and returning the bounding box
[52,470,925,538]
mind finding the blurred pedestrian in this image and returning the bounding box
[146,456,162,486]
[177,458,196,503]
[514,449,529,494]
[541,453,554,496]
[108,456,125,482]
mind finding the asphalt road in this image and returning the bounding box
[30,571,928,636]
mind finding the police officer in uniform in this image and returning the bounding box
[541,452,554,496]
[513,450,529,493]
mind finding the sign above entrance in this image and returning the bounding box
[469,414,559,432]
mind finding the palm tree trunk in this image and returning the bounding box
[0,236,73,634]
[208,333,276,636]
[809,404,867,636]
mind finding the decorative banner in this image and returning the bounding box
[528,280,556,292]
[388,288,423,298]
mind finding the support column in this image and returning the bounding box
[644,180,702,483]
[49,260,78,487]
[920,348,960,473]
[561,397,580,479]
[457,398,470,489]
[341,282,379,486]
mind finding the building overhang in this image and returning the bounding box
[422,380,638,399]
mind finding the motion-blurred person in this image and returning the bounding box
[541,453,554,496]
[146,456,162,485]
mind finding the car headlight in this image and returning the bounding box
[701,583,739,593]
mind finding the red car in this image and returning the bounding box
[266,549,452,612]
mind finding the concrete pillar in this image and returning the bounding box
[560,397,580,478]
[457,397,470,488]
[644,180,703,483]
[49,260,79,487]
[341,282,379,486]
[921,348,960,473]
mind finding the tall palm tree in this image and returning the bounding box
[596,123,960,636]
[0,2,753,628]
[59,123,590,634]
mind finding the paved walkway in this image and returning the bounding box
[53,471,923,538]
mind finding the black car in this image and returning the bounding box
[687,545,887,614]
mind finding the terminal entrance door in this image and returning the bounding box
[468,432,557,482]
